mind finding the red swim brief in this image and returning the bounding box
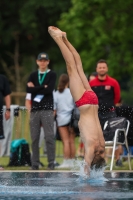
[75,91,98,107]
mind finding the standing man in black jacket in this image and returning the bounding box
[27,52,56,170]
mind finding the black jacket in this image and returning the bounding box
[26,70,56,111]
[90,75,120,112]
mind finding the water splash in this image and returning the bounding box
[71,159,108,184]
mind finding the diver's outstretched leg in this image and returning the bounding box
[62,32,92,91]
[48,26,85,101]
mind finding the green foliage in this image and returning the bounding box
[59,0,133,79]
[0,0,133,104]
[58,0,133,103]
[0,0,71,90]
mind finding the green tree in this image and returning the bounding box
[0,0,71,91]
[58,0,133,104]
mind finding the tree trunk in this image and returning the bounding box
[14,34,21,92]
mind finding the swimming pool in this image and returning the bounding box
[0,171,133,200]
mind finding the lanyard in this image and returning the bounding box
[38,69,48,85]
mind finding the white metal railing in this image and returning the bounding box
[1,105,63,158]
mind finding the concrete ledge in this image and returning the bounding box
[0,170,133,173]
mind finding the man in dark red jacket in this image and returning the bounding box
[90,59,121,129]
[90,59,122,166]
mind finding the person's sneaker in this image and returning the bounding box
[57,160,71,169]
[31,165,39,170]
[116,159,123,167]
[39,162,44,168]
[68,159,75,168]
[47,163,55,170]
[54,161,60,167]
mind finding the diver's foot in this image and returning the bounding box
[62,31,67,39]
[48,26,62,38]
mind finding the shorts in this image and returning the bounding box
[58,123,70,127]
[75,91,98,107]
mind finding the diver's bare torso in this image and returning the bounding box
[78,104,105,156]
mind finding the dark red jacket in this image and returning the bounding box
[89,75,120,111]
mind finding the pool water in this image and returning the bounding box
[0,172,133,200]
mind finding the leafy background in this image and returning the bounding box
[0,0,133,105]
